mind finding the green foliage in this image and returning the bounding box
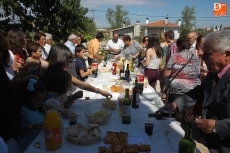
[106,5,131,29]
[133,36,143,44]
[0,0,96,42]
[180,6,196,37]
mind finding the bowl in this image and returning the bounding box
[102,99,118,110]
[85,108,112,125]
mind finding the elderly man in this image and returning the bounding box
[105,32,124,60]
[159,29,230,153]
[187,32,197,54]
[65,34,77,54]
[44,33,53,54]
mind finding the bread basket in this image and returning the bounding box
[64,124,101,145]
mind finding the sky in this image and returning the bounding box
[81,0,230,28]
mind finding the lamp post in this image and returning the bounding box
[164,16,168,32]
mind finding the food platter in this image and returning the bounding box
[64,123,101,145]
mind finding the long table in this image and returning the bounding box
[24,71,197,153]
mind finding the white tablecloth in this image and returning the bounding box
[24,72,193,153]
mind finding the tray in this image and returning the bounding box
[99,133,155,153]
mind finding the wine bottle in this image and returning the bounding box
[132,77,140,108]
[112,61,117,75]
[178,121,196,153]
[122,88,131,124]
[119,65,125,80]
[125,64,130,82]
[148,110,176,120]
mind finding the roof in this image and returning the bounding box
[142,20,180,28]
[109,25,134,32]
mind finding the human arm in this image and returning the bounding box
[15,60,48,77]
[19,123,44,134]
[71,75,112,98]
[142,48,151,66]
[79,66,97,78]
[12,55,24,72]
[64,91,83,109]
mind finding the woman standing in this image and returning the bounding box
[137,36,148,67]
[6,29,27,72]
[142,34,162,89]
[164,37,200,126]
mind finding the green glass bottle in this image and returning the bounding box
[178,121,196,153]
[122,88,131,124]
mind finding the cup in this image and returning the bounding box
[145,119,154,135]
[68,112,77,126]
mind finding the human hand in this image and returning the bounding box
[33,122,44,129]
[73,91,83,99]
[100,90,112,99]
[158,102,178,117]
[91,66,98,71]
[194,119,216,133]
[17,58,25,69]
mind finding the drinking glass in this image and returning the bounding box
[145,118,154,135]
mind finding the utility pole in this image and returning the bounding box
[91,9,94,21]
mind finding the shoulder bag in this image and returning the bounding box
[163,53,194,94]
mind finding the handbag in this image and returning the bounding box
[162,53,194,94]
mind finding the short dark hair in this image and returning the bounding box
[27,42,41,55]
[176,37,191,50]
[75,44,86,53]
[122,35,131,41]
[96,32,104,39]
[34,32,46,41]
[164,30,175,40]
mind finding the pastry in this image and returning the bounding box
[139,144,151,152]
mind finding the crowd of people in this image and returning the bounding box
[0,27,230,153]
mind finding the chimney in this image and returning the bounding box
[146,18,149,24]
[123,22,126,28]
[145,18,149,36]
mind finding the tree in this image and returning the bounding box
[106,5,131,29]
[180,6,196,37]
[0,0,95,41]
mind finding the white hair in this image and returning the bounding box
[68,34,77,40]
[205,29,230,54]
[44,33,53,40]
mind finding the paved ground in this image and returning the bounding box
[155,80,209,153]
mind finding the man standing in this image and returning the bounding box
[44,33,53,54]
[34,32,47,60]
[87,32,104,65]
[187,32,198,54]
[65,34,77,54]
[105,32,124,60]
[159,29,230,153]
[164,30,177,64]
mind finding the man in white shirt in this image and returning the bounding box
[65,34,77,54]
[187,32,198,55]
[34,32,48,60]
[44,33,53,54]
[105,32,124,60]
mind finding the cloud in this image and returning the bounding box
[81,0,167,9]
